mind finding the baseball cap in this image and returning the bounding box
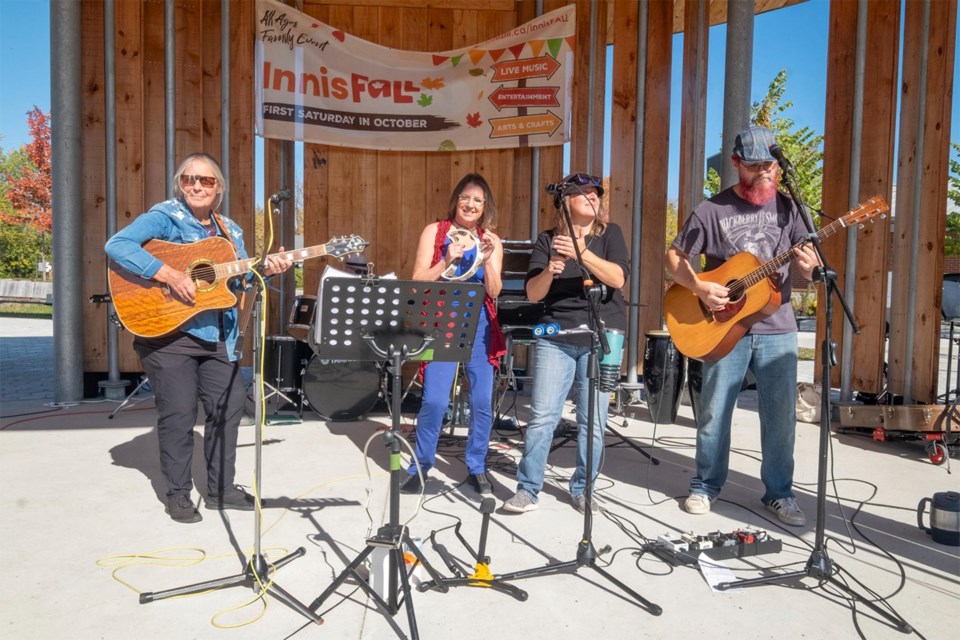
[561,173,604,197]
[733,125,777,163]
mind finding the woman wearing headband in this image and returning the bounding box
[401,173,505,496]
[503,173,629,515]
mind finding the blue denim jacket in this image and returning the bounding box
[104,197,249,361]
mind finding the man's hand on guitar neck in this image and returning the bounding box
[154,264,197,304]
[792,243,820,281]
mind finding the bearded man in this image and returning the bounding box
[664,125,820,527]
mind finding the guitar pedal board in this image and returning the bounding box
[646,528,781,566]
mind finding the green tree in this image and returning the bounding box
[947,142,960,256]
[0,144,45,278]
[704,69,824,217]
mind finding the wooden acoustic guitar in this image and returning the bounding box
[663,196,888,362]
[108,234,368,338]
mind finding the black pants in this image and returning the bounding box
[137,336,245,499]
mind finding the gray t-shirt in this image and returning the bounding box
[671,188,809,334]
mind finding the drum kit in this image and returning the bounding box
[263,293,383,421]
[266,240,698,427]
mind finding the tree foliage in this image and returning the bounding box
[947,142,960,256]
[1,107,52,234]
[704,70,824,217]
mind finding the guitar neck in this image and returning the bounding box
[213,244,330,280]
[740,217,848,289]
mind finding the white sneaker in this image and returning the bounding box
[684,493,712,515]
[766,497,806,526]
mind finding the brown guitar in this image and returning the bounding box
[108,234,368,338]
[663,196,888,362]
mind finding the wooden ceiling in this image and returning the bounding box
[671,0,810,34]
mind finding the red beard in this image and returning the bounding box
[738,171,779,206]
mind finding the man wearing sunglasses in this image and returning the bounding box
[105,152,292,523]
[503,172,629,515]
[665,125,820,527]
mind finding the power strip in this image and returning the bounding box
[647,528,782,566]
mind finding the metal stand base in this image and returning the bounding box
[139,548,321,624]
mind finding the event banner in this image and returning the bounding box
[254,0,575,152]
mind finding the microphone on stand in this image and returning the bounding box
[768,143,793,173]
[270,189,292,204]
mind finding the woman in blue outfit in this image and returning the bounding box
[502,173,629,515]
[400,173,505,495]
[105,152,292,523]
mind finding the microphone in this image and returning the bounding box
[269,189,291,204]
[768,143,792,171]
[544,181,567,196]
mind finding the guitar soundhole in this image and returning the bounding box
[189,263,217,289]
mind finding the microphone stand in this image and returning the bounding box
[496,189,661,616]
[717,149,912,634]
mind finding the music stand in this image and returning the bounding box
[138,280,322,626]
[309,277,487,639]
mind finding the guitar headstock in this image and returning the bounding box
[326,234,370,259]
[842,195,889,228]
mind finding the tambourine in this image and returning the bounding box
[440,227,484,281]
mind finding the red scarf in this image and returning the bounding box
[421,220,506,375]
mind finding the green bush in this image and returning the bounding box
[0,223,44,278]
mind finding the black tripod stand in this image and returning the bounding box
[308,278,489,639]
[716,151,911,634]
[138,280,321,626]
[495,184,661,616]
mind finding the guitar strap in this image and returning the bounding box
[211,212,255,352]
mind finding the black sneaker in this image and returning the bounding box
[165,493,202,523]
[467,472,493,495]
[205,484,256,511]
[400,474,422,494]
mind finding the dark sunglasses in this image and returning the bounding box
[180,174,218,189]
[565,173,602,188]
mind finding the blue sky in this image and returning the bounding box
[1,0,957,205]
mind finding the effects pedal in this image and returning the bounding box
[648,528,781,566]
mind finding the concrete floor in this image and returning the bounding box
[1,317,957,640]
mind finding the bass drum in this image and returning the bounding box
[302,357,381,421]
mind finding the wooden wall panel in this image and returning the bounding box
[81,0,108,373]
[141,0,167,206]
[114,0,144,372]
[888,0,958,402]
[637,0,673,369]
[818,0,899,394]
[677,0,708,226]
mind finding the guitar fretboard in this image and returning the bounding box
[210,245,331,280]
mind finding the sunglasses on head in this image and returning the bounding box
[565,173,602,188]
[180,174,217,189]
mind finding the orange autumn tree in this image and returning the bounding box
[2,107,52,234]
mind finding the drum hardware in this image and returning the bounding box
[301,357,381,422]
[287,294,317,342]
[643,330,686,425]
[263,335,307,419]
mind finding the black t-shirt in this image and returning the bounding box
[526,223,629,346]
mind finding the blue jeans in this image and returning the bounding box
[407,311,494,476]
[515,338,607,500]
[690,332,798,503]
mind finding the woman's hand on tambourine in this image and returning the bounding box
[479,231,499,264]
[444,239,466,267]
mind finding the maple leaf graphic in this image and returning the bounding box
[466,112,483,128]
[417,94,433,107]
[421,77,445,90]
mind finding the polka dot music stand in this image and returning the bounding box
[308,278,485,638]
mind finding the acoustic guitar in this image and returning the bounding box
[108,234,368,338]
[663,196,888,362]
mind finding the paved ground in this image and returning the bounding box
[1,316,957,640]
